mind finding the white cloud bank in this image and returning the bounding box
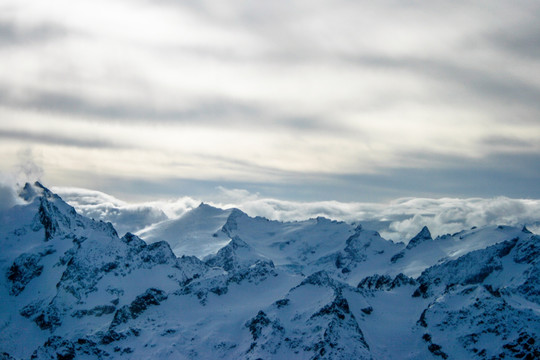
[52,186,540,242]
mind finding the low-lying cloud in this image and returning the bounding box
[53,187,200,235]
[53,186,540,243]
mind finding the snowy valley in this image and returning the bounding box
[0,183,538,359]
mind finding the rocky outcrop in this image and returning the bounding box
[7,253,44,295]
[357,273,416,291]
[110,288,167,328]
[406,226,432,250]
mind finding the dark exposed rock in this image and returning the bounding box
[307,295,371,360]
[30,336,75,360]
[37,199,59,242]
[522,226,532,234]
[406,226,432,250]
[390,251,405,263]
[513,235,540,264]
[393,273,417,287]
[274,299,290,308]
[227,260,277,285]
[413,238,520,298]
[72,305,116,318]
[111,288,167,327]
[428,343,448,359]
[120,232,146,247]
[358,273,416,291]
[502,332,540,359]
[7,253,43,295]
[361,306,373,315]
[141,241,176,265]
[205,236,250,272]
[209,286,228,296]
[100,329,126,345]
[34,305,62,331]
[20,300,44,318]
[220,208,245,237]
[417,309,428,327]
[342,229,368,263]
[0,352,17,360]
[298,271,339,290]
[311,295,350,321]
[246,311,271,341]
[412,283,430,298]
[516,266,540,304]
[358,274,392,290]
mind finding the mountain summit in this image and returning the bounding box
[406,225,433,249]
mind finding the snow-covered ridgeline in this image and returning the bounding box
[0,183,538,359]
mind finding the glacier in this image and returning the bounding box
[0,182,538,359]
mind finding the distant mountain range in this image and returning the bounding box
[1,182,538,359]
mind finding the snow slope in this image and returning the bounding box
[0,183,538,359]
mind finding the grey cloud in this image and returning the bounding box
[1,89,238,122]
[0,85,344,134]
[0,84,259,122]
[0,129,127,149]
[484,17,540,60]
[345,55,540,110]
[359,150,540,199]
[0,18,66,46]
[48,147,540,208]
[481,135,535,150]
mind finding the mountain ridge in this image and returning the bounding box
[0,182,538,359]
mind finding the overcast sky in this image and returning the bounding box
[1,0,540,202]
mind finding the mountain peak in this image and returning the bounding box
[406,226,432,249]
[196,202,213,209]
[19,181,54,202]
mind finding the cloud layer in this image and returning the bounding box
[1,0,539,200]
[53,186,540,243]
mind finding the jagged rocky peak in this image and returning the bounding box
[205,235,273,273]
[406,226,432,249]
[19,181,61,202]
[298,270,341,290]
[19,182,39,201]
[221,208,247,236]
[195,202,218,212]
[228,235,250,249]
[121,232,146,246]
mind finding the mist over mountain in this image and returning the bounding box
[0,182,538,359]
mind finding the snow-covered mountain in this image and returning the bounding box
[1,183,538,359]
